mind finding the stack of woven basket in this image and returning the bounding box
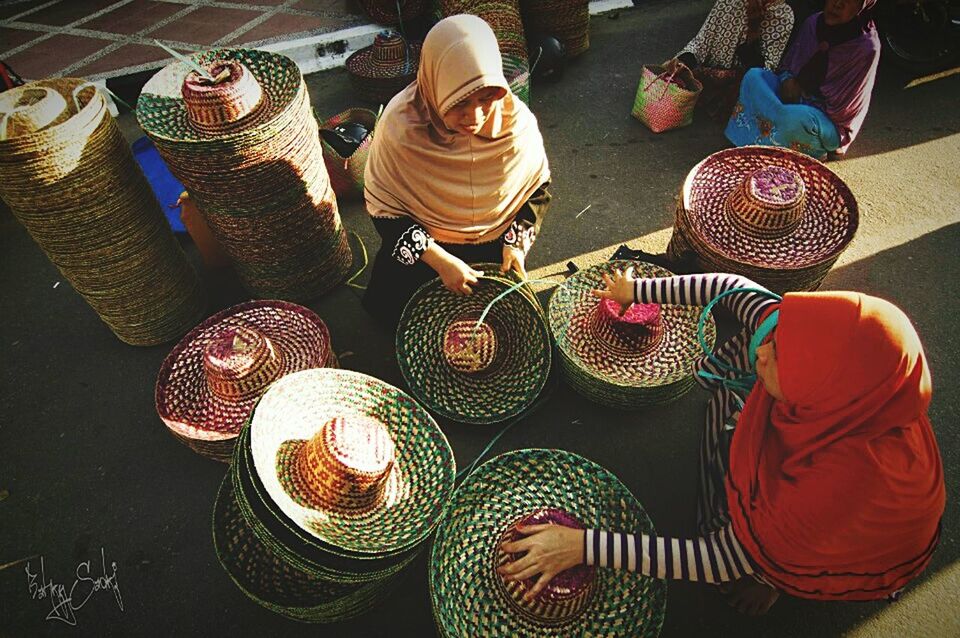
[0,79,205,346]
[155,300,338,462]
[549,260,714,409]
[397,268,551,424]
[137,49,352,302]
[440,0,532,103]
[521,0,591,58]
[666,146,859,294]
[357,0,427,25]
[213,368,456,622]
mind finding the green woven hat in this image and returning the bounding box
[213,474,408,623]
[248,369,455,555]
[430,449,666,637]
[549,260,715,409]
[397,273,551,425]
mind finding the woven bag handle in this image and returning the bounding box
[642,65,680,103]
[0,85,64,141]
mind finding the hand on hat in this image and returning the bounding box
[592,267,636,316]
[430,250,483,295]
[497,524,585,601]
[501,245,527,280]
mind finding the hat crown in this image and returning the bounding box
[443,319,498,374]
[0,85,70,138]
[295,416,396,514]
[203,326,284,401]
[592,299,664,354]
[181,60,264,132]
[372,32,408,66]
[726,165,807,239]
[497,509,596,625]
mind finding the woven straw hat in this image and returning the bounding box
[549,260,714,409]
[249,368,456,555]
[155,300,335,461]
[0,78,205,346]
[397,272,551,424]
[667,146,858,294]
[138,49,352,300]
[430,449,667,637]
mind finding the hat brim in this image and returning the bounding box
[249,369,456,555]
[430,449,667,637]
[345,42,421,80]
[397,273,552,425]
[155,300,333,443]
[549,261,714,407]
[680,146,858,269]
[137,49,300,143]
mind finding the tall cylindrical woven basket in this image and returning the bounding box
[318,107,377,200]
[0,79,205,346]
[137,49,352,302]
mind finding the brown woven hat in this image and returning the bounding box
[155,300,335,461]
[346,31,420,80]
[667,146,858,293]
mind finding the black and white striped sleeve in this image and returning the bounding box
[633,273,778,332]
[583,524,755,584]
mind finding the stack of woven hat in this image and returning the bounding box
[346,31,421,105]
[0,79,205,346]
[521,0,591,58]
[440,0,532,103]
[431,448,666,637]
[137,49,351,301]
[397,268,551,424]
[213,368,456,622]
[155,300,338,462]
[666,146,859,295]
[549,260,714,409]
[357,0,427,26]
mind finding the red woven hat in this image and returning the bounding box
[346,31,421,80]
[155,300,335,461]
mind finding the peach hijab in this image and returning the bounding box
[363,15,550,244]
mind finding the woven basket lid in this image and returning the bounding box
[155,300,334,444]
[430,449,666,637]
[346,31,421,80]
[549,260,714,398]
[137,49,298,143]
[212,474,403,622]
[397,274,551,425]
[249,368,455,554]
[680,146,858,269]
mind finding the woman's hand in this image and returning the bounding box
[421,243,483,294]
[497,524,585,601]
[779,77,802,104]
[501,245,527,279]
[661,57,682,74]
[591,266,636,315]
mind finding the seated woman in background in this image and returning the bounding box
[726,0,881,159]
[500,270,945,614]
[664,0,794,121]
[362,14,551,331]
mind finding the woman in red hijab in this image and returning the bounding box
[499,272,945,614]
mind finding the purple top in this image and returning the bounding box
[780,12,881,152]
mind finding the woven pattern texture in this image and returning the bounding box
[549,260,714,409]
[0,79,205,345]
[397,272,551,424]
[431,448,667,637]
[632,64,703,133]
[521,0,591,57]
[666,146,859,294]
[318,107,377,200]
[137,49,351,301]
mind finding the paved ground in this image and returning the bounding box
[2,1,959,636]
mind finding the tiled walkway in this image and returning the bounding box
[0,0,368,81]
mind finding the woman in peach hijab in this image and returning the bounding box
[362,15,551,330]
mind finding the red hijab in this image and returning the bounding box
[727,291,945,600]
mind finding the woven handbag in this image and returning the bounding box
[318,107,377,200]
[631,63,702,133]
